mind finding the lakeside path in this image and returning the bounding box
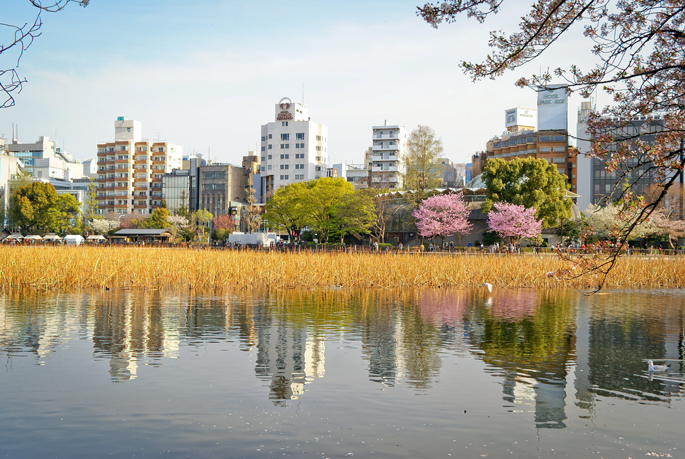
[1,246,683,291]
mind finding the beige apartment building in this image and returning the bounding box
[96,117,182,216]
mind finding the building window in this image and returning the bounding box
[261,147,265,152]
[268,165,272,170]
[280,175,284,180]
[284,175,289,179]
[296,133,305,140]
[282,122,288,127]
[280,165,284,169]
[268,145,272,150]
[539,147,551,152]
[261,136,266,141]
[268,155,272,160]
[281,133,290,141]
[268,134,272,139]
[285,144,289,149]
[261,156,266,161]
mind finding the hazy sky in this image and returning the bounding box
[1,1,598,166]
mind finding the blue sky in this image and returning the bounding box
[1,1,596,166]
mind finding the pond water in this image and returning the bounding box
[0,288,684,458]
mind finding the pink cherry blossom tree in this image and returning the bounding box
[412,192,473,245]
[487,202,542,245]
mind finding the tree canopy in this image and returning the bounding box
[482,157,572,227]
[487,202,542,245]
[412,192,472,243]
[264,178,374,243]
[403,125,444,206]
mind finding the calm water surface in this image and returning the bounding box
[1,288,684,458]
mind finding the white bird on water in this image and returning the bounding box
[482,283,493,293]
[648,360,671,372]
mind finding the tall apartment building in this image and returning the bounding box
[259,97,328,197]
[576,100,663,211]
[370,121,407,189]
[96,117,182,216]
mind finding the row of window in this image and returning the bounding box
[262,132,309,142]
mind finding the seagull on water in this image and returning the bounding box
[648,360,671,372]
[482,283,493,293]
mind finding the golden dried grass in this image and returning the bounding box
[0,246,683,292]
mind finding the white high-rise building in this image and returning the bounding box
[259,97,328,197]
[371,121,408,189]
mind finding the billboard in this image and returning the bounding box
[537,86,568,131]
[505,107,537,129]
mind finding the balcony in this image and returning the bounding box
[371,175,400,183]
[373,133,399,140]
[372,166,399,173]
[372,154,399,162]
[372,144,399,151]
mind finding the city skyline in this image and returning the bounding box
[1,1,599,167]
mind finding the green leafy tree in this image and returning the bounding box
[12,182,60,232]
[145,208,171,229]
[302,177,355,243]
[482,157,572,228]
[404,125,443,206]
[264,181,309,240]
[330,190,376,244]
[5,167,33,230]
[556,219,580,246]
[55,193,82,234]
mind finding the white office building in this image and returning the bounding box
[259,97,328,197]
[371,121,407,189]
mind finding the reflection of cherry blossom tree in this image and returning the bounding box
[487,203,542,245]
[412,193,472,244]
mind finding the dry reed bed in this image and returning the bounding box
[1,246,683,292]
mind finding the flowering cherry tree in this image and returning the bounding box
[487,203,542,245]
[412,193,472,244]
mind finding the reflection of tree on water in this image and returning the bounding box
[466,290,577,429]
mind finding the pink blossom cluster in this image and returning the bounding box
[487,202,542,241]
[412,193,472,239]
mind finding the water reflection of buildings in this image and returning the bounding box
[254,306,325,405]
[0,294,88,365]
